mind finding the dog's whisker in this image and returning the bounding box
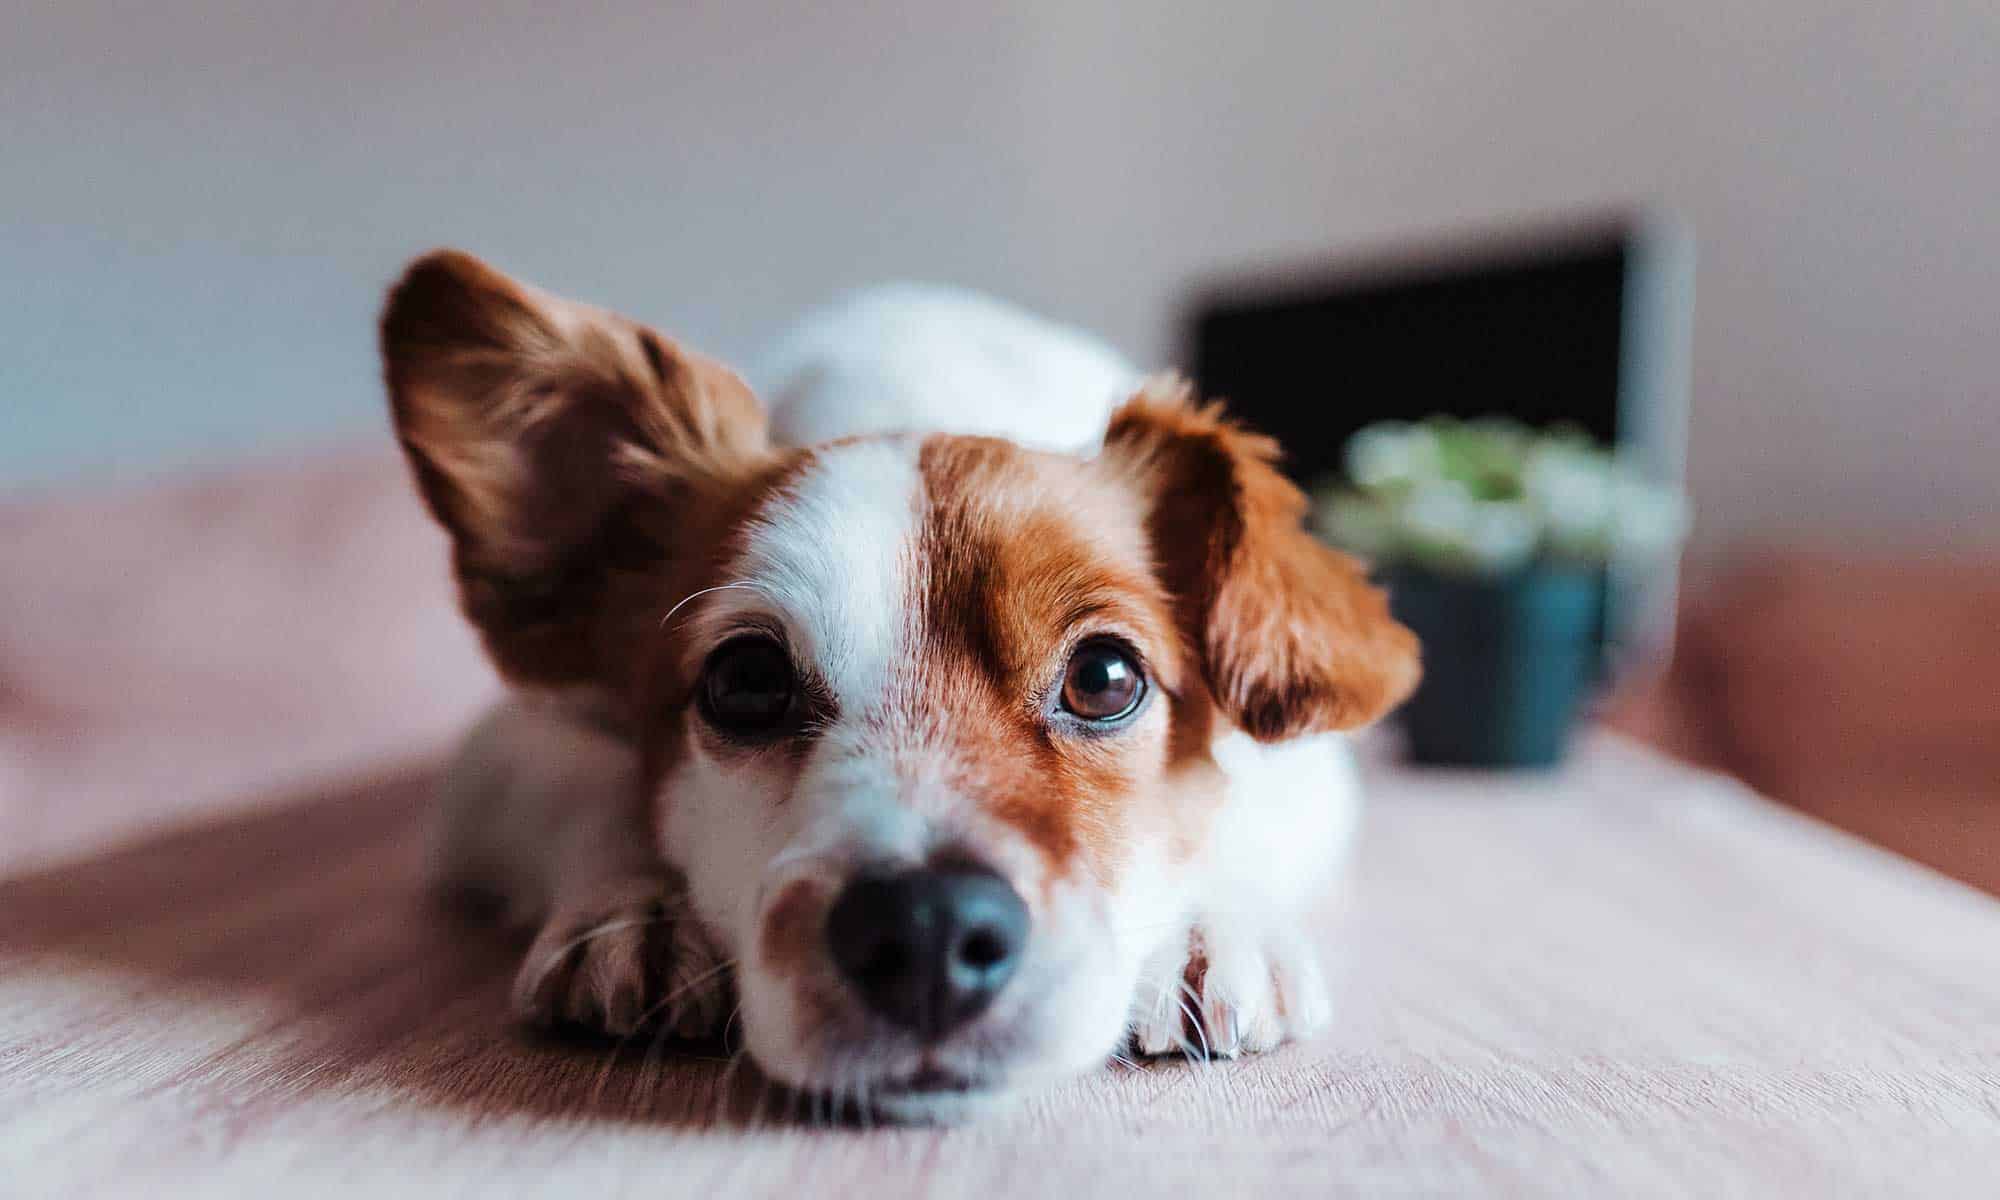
[854,1068,876,1131]
[1178,979,1215,1065]
[1172,979,1211,1065]
[650,955,740,1031]
[587,1029,631,1113]
[659,580,761,630]
[755,1066,777,1132]
[712,1038,757,1127]
[513,913,669,1008]
[634,1019,679,1113]
[588,971,685,1111]
[720,1048,752,1128]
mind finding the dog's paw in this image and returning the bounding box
[1129,925,1329,1059]
[511,875,732,1039]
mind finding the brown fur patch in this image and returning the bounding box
[380,249,772,689]
[903,436,1192,882]
[758,877,830,976]
[1102,376,1422,741]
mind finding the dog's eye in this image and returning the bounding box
[1060,640,1145,722]
[699,636,798,736]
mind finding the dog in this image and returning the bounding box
[380,251,1420,1123]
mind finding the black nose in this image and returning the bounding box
[824,867,1029,1040]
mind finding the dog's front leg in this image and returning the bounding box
[1129,921,1331,1058]
[1127,731,1356,1059]
[432,700,733,1039]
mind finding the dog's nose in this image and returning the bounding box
[824,867,1029,1040]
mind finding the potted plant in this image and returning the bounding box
[1313,418,1689,767]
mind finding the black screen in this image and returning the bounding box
[1189,233,1630,488]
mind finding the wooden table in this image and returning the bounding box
[4,734,1998,1197]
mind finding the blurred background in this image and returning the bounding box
[4,3,1996,887]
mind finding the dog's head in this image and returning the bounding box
[382,251,1418,1120]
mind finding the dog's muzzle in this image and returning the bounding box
[823,866,1029,1040]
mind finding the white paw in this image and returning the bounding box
[512,875,732,1039]
[1129,925,1328,1059]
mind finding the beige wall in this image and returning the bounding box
[6,2,1995,550]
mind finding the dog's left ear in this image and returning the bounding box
[380,249,770,687]
[1102,376,1421,741]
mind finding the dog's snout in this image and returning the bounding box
[824,867,1028,1040]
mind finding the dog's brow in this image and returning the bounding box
[1056,594,1150,633]
[661,580,766,630]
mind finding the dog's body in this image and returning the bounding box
[387,260,1418,1122]
[755,283,1140,454]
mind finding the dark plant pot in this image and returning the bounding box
[1387,566,1603,768]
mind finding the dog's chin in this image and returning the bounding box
[750,1040,1018,1120]
[866,1071,1023,1125]
[758,1034,1129,1125]
[752,1057,1022,1125]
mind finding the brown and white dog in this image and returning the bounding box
[380,251,1419,1122]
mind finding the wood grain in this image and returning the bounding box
[4,735,1999,1198]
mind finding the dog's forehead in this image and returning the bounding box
[725,436,922,703]
[913,435,1153,574]
[713,433,1161,698]
[910,436,1168,673]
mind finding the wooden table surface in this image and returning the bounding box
[4,734,1998,1198]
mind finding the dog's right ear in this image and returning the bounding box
[381,249,770,687]
[1102,377,1421,741]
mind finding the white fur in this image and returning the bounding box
[752,284,1141,453]
[431,695,653,928]
[694,437,920,706]
[435,285,1361,1120]
[1129,732,1355,1057]
[1205,731,1361,925]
